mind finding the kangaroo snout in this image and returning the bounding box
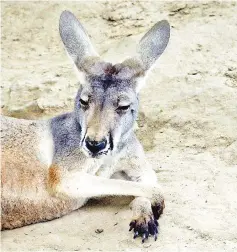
[85,137,107,154]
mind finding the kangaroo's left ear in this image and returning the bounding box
[138,20,170,71]
[118,20,170,92]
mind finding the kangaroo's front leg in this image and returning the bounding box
[120,157,165,243]
[48,163,163,203]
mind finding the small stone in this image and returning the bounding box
[95,228,104,234]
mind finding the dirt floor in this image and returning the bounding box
[1,1,237,251]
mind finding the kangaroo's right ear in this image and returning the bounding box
[59,11,101,73]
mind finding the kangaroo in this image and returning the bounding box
[1,11,170,243]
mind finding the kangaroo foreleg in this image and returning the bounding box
[121,162,165,243]
[48,164,163,201]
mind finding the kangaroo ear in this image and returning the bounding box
[138,20,170,70]
[59,11,99,69]
[117,20,170,93]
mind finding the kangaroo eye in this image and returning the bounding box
[80,98,89,106]
[117,105,130,111]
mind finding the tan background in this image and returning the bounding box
[1,1,237,251]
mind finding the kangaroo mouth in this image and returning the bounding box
[109,133,114,152]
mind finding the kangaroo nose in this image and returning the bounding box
[85,137,107,154]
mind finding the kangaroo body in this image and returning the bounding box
[1,11,170,242]
[1,114,144,229]
[1,115,84,229]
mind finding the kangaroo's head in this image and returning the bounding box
[59,11,170,158]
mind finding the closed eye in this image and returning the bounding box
[117,105,131,111]
[80,98,89,106]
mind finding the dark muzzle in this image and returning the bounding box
[85,137,107,154]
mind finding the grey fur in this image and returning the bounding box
[50,112,81,158]
[59,11,98,65]
[138,20,170,70]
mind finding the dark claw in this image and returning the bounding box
[129,220,135,227]
[142,234,146,243]
[148,219,157,235]
[142,231,149,243]
[133,231,139,239]
[129,221,136,231]
[154,232,158,241]
[129,216,159,243]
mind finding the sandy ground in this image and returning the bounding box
[1,1,237,251]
